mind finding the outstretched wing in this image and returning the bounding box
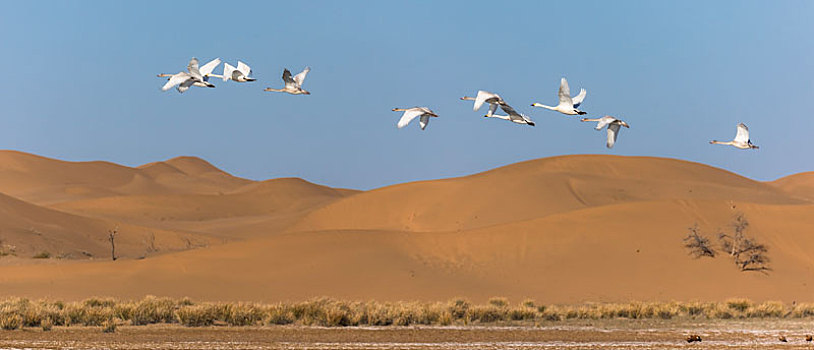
[397,109,423,129]
[487,103,498,117]
[236,61,251,76]
[222,63,236,82]
[419,115,430,130]
[595,116,615,130]
[474,90,498,111]
[293,67,310,87]
[558,77,573,106]
[187,58,203,80]
[498,103,519,116]
[734,123,750,143]
[177,78,196,93]
[607,123,621,148]
[199,58,221,77]
[161,72,190,91]
[282,69,295,87]
[571,88,587,108]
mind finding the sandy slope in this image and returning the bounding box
[0,151,812,303]
[771,172,814,202]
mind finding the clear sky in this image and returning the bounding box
[0,1,811,190]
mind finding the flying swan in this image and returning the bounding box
[392,107,438,130]
[158,58,221,93]
[460,90,506,117]
[710,123,759,149]
[264,67,310,95]
[581,116,630,148]
[485,104,535,126]
[531,78,587,115]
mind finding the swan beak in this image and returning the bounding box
[580,118,588,122]
[304,91,311,95]
[392,108,398,111]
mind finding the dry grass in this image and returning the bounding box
[0,297,812,330]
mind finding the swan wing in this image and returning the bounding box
[177,78,195,93]
[595,116,614,130]
[162,72,190,91]
[487,103,498,117]
[222,63,236,82]
[237,61,251,76]
[293,67,310,87]
[572,88,587,108]
[187,58,204,80]
[558,78,573,106]
[734,123,750,143]
[498,103,519,116]
[199,58,221,77]
[282,69,295,84]
[474,90,498,111]
[607,123,621,148]
[397,109,423,129]
[419,115,430,130]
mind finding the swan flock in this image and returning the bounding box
[158,57,759,150]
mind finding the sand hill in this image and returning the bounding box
[0,151,812,304]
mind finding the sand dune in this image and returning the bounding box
[0,151,812,304]
[771,172,814,202]
[292,155,801,233]
[0,151,250,204]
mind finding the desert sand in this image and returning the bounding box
[0,150,812,303]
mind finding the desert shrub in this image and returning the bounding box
[131,296,177,325]
[101,318,118,333]
[488,297,509,308]
[469,305,505,323]
[224,303,264,326]
[32,251,51,259]
[746,301,786,318]
[726,298,753,313]
[40,317,53,331]
[0,313,23,330]
[176,304,218,327]
[508,305,537,321]
[790,303,814,318]
[447,298,470,319]
[522,299,536,309]
[265,304,295,325]
[683,224,716,258]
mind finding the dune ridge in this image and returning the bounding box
[0,150,811,304]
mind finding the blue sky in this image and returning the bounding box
[0,1,811,190]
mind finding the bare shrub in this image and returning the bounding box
[683,224,716,258]
[718,213,771,272]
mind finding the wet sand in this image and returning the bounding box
[1,319,813,349]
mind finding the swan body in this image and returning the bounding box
[264,67,310,95]
[158,57,221,93]
[393,107,438,130]
[486,104,535,126]
[581,116,629,148]
[531,77,587,115]
[460,90,505,116]
[710,123,759,149]
[216,61,256,82]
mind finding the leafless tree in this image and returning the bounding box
[683,224,716,258]
[108,226,118,261]
[718,213,770,273]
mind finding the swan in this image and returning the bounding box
[485,104,535,126]
[264,67,310,94]
[531,78,587,115]
[212,61,256,82]
[460,90,506,117]
[710,123,759,149]
[392,107,438,130]
[158,58,221,93]
[581,116,630,148]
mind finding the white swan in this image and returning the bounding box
[264,67,310,94]
[212,61,256,82]
[531,78,587,115]
[392,107,438,130]
[460,90,506,117]
[581,116,630,148]
[485,104,535,126]
[158,58,221,93]
[710,123,759,149]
